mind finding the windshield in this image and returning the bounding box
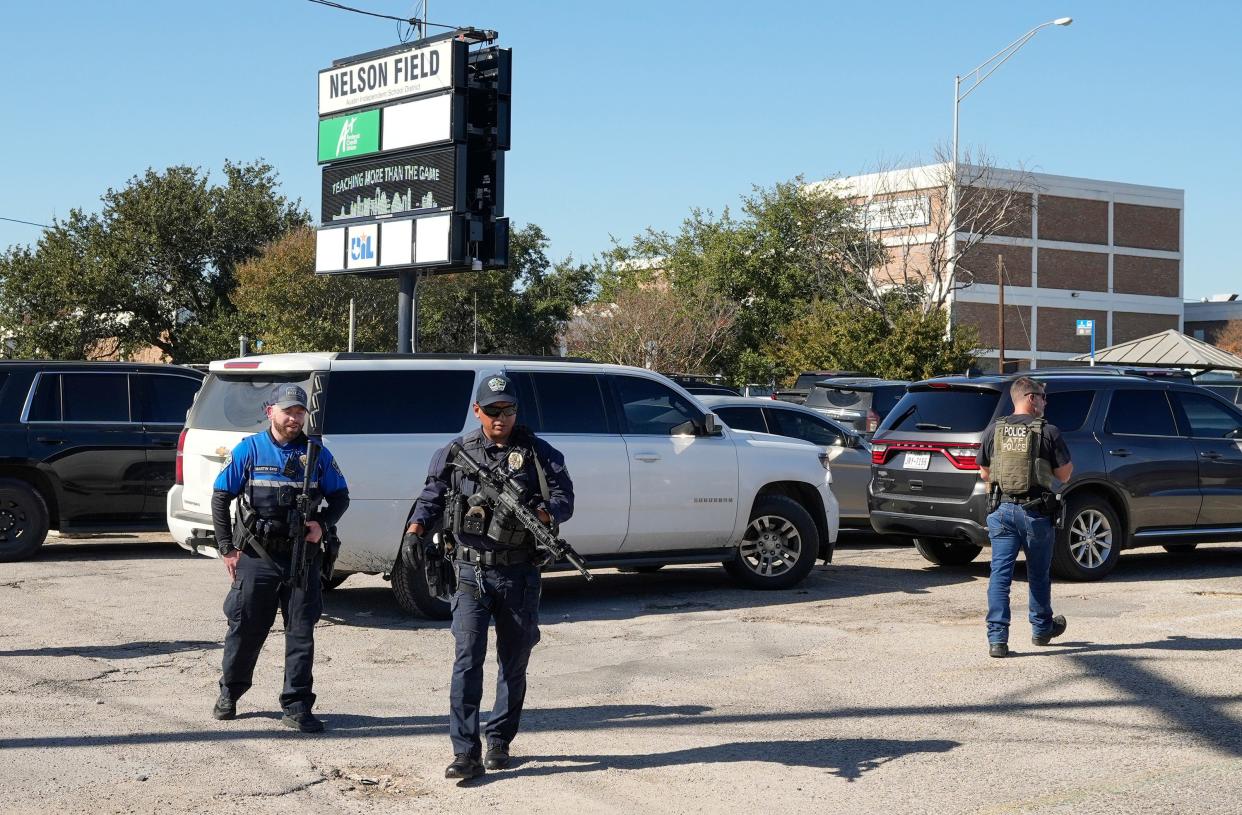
[189,373,315,432]
[878,388,1001,434]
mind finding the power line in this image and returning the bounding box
[0,216,51,229]
[305,0,454,29]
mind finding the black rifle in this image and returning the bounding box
[448,441,592,581]
[286,373,327,590]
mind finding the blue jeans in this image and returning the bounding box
[986,502,1055,644]
[449,561,542,757]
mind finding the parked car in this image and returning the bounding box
[1194,372,1242,406]
[772,371,862,405]
[804,378,910,436]
[664,374,742,396]
[740,383,775,399]
[169,354,839,618]
[868,367,1242,580]
[699,396,871,528]
[0,361,204,562]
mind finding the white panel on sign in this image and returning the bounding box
[383,93,453,152]
[415,214,451,264]
[319,40,454,115]
[380,219,414,266]
[346,223,380,270]
[315,227,346,273]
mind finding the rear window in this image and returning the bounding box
[879,388,1001,434]
[324,370,473,434]
[807,387,866,410]
[527,372,610,434]
[794,374,829,390]
[872,385,908,416]
[189,373,316,432]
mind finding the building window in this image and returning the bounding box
[1193,329,1206,341]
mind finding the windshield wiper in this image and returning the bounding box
[915,422,952,431]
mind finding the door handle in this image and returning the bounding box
[1107,449,1131,458]
[634,453,661,463]
[36,436,66,445]
[1200,450,1223,460]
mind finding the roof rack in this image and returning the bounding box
[1028,366,1193,379]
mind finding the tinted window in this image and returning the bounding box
[766,408,842,446]
[530,372,610,434]
[872,385,908,416]
[880,389,1001,433]
[1203,385,1241,405]
[141,375,202,424]
[62,374,130,422]
[27,374,61,421]
[714,406,768,433]
[1175,392,1242,438]
[325,370,473,434]
[613,375,702,435]
[1042,390,1094,433]
[1104,389,1177,436]
[808,387,866,410]
[190,373,317,432]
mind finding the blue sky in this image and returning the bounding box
[3,1,1238,298]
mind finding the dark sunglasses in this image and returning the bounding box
[1026,392,1047,402]
[480,404,518,418]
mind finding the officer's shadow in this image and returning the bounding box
[467,737,959,785]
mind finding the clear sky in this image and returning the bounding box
[2,1,1239,299]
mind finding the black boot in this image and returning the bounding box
[212,694,236,721]
[484,743,511,770]
[1032,615,1068,646]
[445,753,485,779]
[281,710,325,733]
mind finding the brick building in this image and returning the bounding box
[1184,294,1241,345]
[825,164,1184,370]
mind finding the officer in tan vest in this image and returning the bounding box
[977,377,1073,658]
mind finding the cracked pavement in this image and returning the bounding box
[2,533,1242,814]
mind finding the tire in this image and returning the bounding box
[913,538,983,566]
[1052,494,1123,581]
[724,495,819,590]
[321,570,350,591]
[1163,543,1199,555]
[0,478,50,563]
[392,538,455,620]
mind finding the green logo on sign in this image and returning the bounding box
[318,110,380,163]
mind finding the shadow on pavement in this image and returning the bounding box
[33,539,191,562]
[0,640,221,659]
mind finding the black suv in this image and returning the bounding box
[0,361,203,561]
[868,368,1242,580]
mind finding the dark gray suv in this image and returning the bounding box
[867,368,1242,580]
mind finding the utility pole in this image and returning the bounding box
[996,254,1006,374]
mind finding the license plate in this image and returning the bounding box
[904,451,931,470]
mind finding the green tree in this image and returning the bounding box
[0,161,308,362]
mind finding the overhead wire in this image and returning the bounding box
[0,216,51,229]
[305,0,455,29]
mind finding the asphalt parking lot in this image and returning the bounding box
[3,532,1242,815]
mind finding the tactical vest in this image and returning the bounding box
[449,429,544,549]
[990,417,1054,497]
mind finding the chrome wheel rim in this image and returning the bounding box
[1069,509,1113,569]
[739,515,802,577]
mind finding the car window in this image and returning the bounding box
[324,370,474,434]
[613,375,702,435]
[1042,390,1094,433]
[1203,385,1241,405]
[766,408,842,446]
[189,373,317,432]
[872,386,907,416]
[529,372,610,434]
[61,373,131,422]
[1104,389,1177,436]
[27,374,61,421]
[140,375,202,424]
[880,389,1001,433]
[713,406,768,433]
[1174,392,1242,438]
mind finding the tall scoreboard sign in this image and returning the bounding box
[315,31,510,276]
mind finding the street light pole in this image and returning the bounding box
[948,17,1072,358]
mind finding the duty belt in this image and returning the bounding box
[456,546,532,567]
[1000,493,1048,512]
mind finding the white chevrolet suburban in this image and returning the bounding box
[167,354,839,618]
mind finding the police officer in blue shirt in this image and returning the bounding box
[210,384,350,732]
[405,373,574,779]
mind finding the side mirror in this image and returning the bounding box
[703,412,724,437]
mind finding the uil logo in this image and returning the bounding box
[350,235,374,261]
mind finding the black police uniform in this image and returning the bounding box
[211,386,349,724]
[409,374,573,768]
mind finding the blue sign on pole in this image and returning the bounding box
[1076,319,1096,364]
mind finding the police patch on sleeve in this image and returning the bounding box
[489,377,507,392]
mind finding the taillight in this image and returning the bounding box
[866,409,880,433]
[871,442,888,465]
[175,428,188,485]
[868,440,979,469]
[944,446,980,469]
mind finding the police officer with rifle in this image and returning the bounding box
[210,382,350,732]
[404,373,577,779]
[977,376,1073,658]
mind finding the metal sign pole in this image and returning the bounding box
[398,271,414,353]
[1091,322,1096,366]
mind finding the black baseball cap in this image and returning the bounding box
[475,373,519,407]
[273,384,309,409]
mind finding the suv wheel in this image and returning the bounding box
[1053,495,1122,581]
[724,495,818,590]
[0,479,50,563]
[392,537,455,620]
[912,538,983,566]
